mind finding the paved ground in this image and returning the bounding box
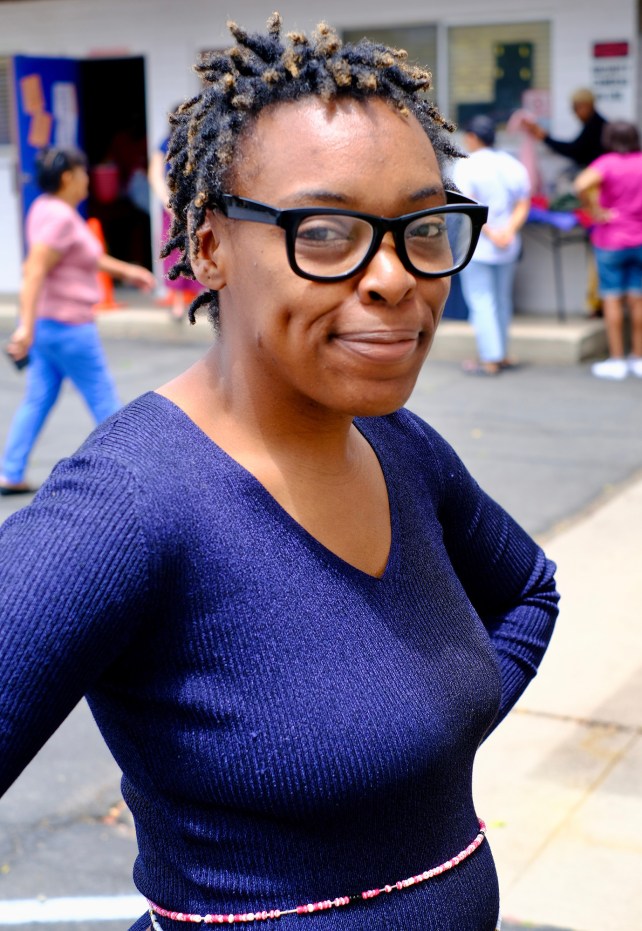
[0,315,641,930]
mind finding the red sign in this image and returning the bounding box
[593,42,629,58]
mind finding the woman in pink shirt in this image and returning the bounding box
[1,146,155,494]
[575,121,642,380]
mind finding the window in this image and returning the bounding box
[342,24,438,94]
[448,22,550,127]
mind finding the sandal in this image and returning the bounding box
[0,480,36,496]
[461,360,501,377]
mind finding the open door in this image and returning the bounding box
[11,54,151,268]
[80,56,151,268]
[12,55,83,232]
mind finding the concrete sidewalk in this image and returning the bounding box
[476,474,642,931]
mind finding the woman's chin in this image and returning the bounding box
[339,380,421,419]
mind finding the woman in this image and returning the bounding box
[574,120,642,379]
[0,145,155,494]
[0,18,559,930]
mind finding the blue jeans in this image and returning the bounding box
[1,319,119,483]
[459,261,517,364]
[594,244,642,296]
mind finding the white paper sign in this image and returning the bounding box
[591,41,633,117]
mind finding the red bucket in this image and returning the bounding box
[90,163,120,204]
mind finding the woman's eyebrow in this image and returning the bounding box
[278,185,446,208]
[408,185,446,202]
[282,190,350,206]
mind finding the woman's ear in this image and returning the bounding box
[58,168,74,192]
[190,210,227,290]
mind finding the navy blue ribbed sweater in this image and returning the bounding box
[0,392,559,930]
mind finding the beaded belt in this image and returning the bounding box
[148,819,486,925]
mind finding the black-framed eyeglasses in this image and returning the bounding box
[220,190,488,283]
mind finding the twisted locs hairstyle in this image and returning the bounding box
[163,12,461,326]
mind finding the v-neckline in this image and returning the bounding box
[148,391,399,583]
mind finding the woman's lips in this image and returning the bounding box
[332,330,421,363]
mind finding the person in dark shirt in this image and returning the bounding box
[524,88,607,168]
[523,88,608,316]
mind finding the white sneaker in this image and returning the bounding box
[591,358,628,380]
[628,356,642,378]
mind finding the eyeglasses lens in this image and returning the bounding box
[293,211,473,278]
[294,216,375,278]
[404,212,472,275]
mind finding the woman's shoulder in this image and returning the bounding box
[358,408,458,472]
[591,152,642,187]
[591,151,626,172]
[622,151,642,169]
[28,193,73,221]
[75,391,191,469]
[22,393,198,541]
[26,194,80,246]
[359,409,476,514]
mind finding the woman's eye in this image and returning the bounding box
[407,220,446,240]
[297,218,357,244]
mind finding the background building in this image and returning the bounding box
[0,0,639,311]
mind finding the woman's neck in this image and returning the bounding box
[52,189,79,208]
[157,351,360,472]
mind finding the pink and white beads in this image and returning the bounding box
[148,819,486,926]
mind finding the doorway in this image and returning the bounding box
[80,56,152,269]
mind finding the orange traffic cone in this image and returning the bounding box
[87,217,124,312]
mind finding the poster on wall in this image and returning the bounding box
[591,41,633,118]
[12,55,82,230]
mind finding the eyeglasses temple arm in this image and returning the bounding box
[222,196,280,225]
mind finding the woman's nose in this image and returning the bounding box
[356,233,417,306]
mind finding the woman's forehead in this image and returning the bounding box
[232,96,443,205]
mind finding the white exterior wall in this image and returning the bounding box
[0,0,638,309]
[0,149,22,294]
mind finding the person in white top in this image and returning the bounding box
[453,115,531,376]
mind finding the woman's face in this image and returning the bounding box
[60,165,89,205]
[201,96,451,419]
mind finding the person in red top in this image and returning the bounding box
[0,146,155,495]
[575,121,642,379]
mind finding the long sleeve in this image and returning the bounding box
[543,113,607,167]
[0,453,153,796]
[428,428,559,727]
[544,133,583,162]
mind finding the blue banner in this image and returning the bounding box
[13,55,82,229]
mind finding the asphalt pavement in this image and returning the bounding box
[0,309,641,931]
